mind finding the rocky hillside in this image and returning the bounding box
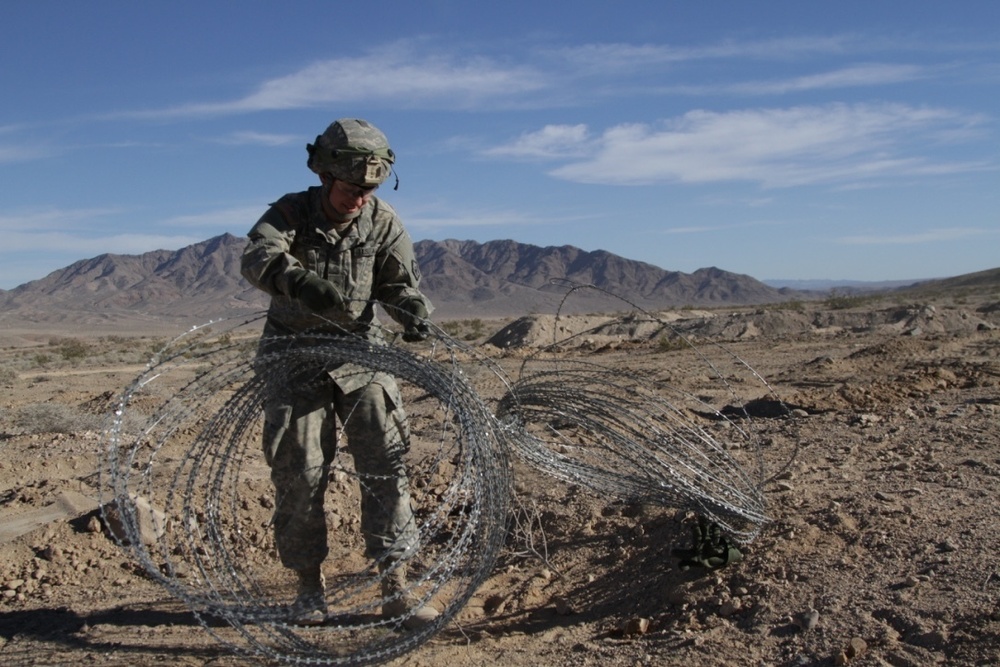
[0,234,796,326]
[414,239,793,316]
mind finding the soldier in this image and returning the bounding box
[240,118,438,628]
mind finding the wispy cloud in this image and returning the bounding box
[0,230,203,255]
[97,35,988,123]
[481,124,591,159]
[0,205,254,250]
[664,63,929,96]
[745,63,928,93]
[160,205,266,228]
[0,207,124,231]
[0,204,266,288]
[662,219,784,234]
[0,143,51,163]
[124,45,547,119]
[838,227,995,245]
[489,103,993,188]
[214,131,301,146]
[552,36,859,72]
[406,208,586,232]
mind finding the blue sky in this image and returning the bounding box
[1,1,998,290]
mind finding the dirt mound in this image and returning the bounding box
[485,314,615,349]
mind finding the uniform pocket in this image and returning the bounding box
[349,244,376,287]
[262,402,293,466]
[378,378,410,455]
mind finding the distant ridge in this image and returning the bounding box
[763,278,922,291]
[0,233,900,327]
[412,238,792,317]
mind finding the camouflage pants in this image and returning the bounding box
[262,374,417,572]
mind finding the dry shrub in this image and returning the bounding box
[15,403,102,434]
[0,366,17,385]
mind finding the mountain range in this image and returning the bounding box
[0,233,810,326]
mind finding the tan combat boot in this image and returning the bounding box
[291,565,327,626]
[380,562,440,630]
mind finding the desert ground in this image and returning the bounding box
[1,288,998,667]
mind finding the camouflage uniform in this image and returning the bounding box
[241,185,432,572]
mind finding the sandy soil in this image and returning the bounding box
[1,294,999,666]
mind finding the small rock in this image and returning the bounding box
[483,594,507,615]
[797,609,820,631]
[718,598,742,617]
[938,540,958,553]
[911,628,949,648]
[102,496,168,546]
[41,545,63,562]
[622,617,650,635]
[553,596,575,616]
[846,637,868,659]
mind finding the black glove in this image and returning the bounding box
[286,269,345,312]
[397,298,430,342]
[403,322,431,343]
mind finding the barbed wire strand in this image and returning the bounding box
[495,280,797,543]
[542,279,801,485]
[101,289,788,663]
[101,311,514,665]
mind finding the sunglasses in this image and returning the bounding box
[332,179,378,200]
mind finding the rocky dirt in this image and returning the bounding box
[1,292,999,666]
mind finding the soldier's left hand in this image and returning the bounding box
[402,322,431,343]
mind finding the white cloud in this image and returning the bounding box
[552,36,858,71]
[215,131,300,146]
[128,46,547,118]
[160,205,267,228]
[0,205,255,252]
[0,144,51,163]
[837,227,995,245]
[407,212,540,231]
[664,219,784,234]
[754,63,927,92]
[665,63,929,96]
[406,208,587,232]
[0,204,262,288]
[540,103,990,188]
[0,230,202,255]
[97,35,985,124]
[0,207,124,231]
[0,230,206,289]
[482,124,591,159]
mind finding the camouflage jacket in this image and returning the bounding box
[241,186,432,338]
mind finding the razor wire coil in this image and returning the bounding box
[102,294,784,664]
[102,315,514,665]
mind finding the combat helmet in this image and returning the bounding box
[307,118,395,187]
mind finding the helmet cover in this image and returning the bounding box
[307,118,395,187]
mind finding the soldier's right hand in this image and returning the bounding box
[287,269,346,312]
